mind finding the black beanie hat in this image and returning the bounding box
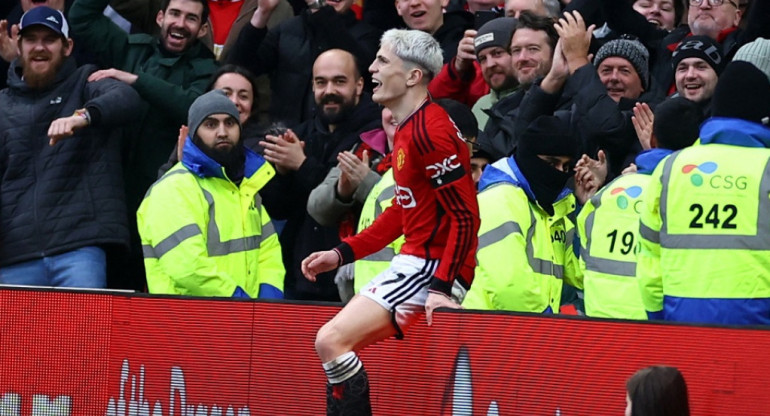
[671,36,726,75]
[712,61,770,126]
[517,115,578,157]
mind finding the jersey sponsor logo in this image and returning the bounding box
[426,155,461,179]
[610,186,643,210]
[682,161,747,190]
[394,184,416,208]
[397,148,406,171]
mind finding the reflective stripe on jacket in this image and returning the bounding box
[578,173,649,319]
[353,168,404,292]
[638,119,770,324]
[463,157,581,313]
[138,139,284,298]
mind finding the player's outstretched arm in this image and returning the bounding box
[301,250,341,282]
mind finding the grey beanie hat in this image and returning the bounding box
[594,38,650,90]
[188,90,241,138]
[474,17,517,57]
[732,37,770,83]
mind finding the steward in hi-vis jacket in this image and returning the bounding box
[464,115,583,312]
[637,57,770,325]
[138,91,284,298]
[578,97,702,319]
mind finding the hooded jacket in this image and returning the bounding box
[463,157,582,312]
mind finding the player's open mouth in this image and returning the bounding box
[372,79,382,92]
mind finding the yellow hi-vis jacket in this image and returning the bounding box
[137,141,284,298]
[637,118,770,324]
[577,171,651,320]
[463,157,582,313]
[353,168,405,292]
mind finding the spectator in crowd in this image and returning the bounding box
[632,0,681,31]
[395,0,474,64]
[626,366,690,416]
[301,29,479,416]
[161,65,267,162]
[594,0,770,96]
[0,7,141,288]
[504,0,559,18]
[467,18,519,129]
[308,107,399,303]
[519,12,658,179]
[228,0,381,127]
[0,0,70,90]
[68,0,219,291]
[577,97,701,319]
[262,49,381,301]
[427,0,560,116]
[476,11,558,162]
[463,115,583,312]
[637,38,770,325]
[565,0,685,48]
[670,35,725,116]
[593,38,650,103]
[138,90,284,298]
[159,64,290,224]
[105,0,293,61]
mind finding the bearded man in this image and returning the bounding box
[260,48,381,301]
[138,90,285,298]
[0,7,141,288]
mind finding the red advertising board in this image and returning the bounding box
[0,288,768,415]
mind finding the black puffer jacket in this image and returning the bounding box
[0,58,142,266]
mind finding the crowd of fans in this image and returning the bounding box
[1,0,770,328]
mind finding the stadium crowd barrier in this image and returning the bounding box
[0,287,768,415]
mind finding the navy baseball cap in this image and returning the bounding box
[19,6,69,38]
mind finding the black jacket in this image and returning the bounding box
[273,94,381,301]
[476,88,526,161]
[433,10,474,64]
[514,64,661,179]
[0,58,142,266]
[228,6,381,128]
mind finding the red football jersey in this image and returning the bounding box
[340,101,480,294]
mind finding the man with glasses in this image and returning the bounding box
[688,0,742,40]
[589,0,769,96]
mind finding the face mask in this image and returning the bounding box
[514,149,572,216]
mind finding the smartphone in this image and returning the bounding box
[474,10,502,30]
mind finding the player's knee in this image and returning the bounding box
[315,322,345,361]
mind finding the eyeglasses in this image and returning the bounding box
[689,0,739,8]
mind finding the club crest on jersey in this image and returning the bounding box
[397,148,406,171]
